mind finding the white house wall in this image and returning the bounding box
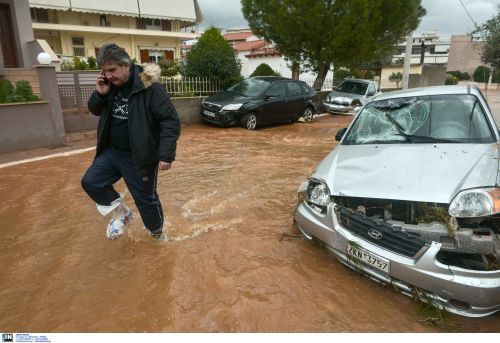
[239,52,333,79]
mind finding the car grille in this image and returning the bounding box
[337,207,426,258]
[331,99,351,106]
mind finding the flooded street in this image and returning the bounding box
[0,114,498,332]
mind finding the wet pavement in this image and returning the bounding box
[1,112,499,332]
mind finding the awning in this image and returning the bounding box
[29,0,203,23]
[29,0,71,11]
[70,0,139,17]
[138,0,198,22]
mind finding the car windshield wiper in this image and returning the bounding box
[393,133,463,143]
[357,139,408,144]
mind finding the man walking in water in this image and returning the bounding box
[81,43,180,240]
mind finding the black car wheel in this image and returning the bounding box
[241,113,258,130]
[302,107,314,123]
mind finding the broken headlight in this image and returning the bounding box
[307,179,331,214]
[449,188,500,218]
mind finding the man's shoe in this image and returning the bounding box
[106,218,126,240]
[149,228,166,241]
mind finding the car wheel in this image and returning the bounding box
[241,113,258,130]
[302,107,314,123]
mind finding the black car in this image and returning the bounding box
[200,76,317,130]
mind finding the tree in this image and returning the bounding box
[251,63,281,76]
[242,0,425,90]
[182,27,242,87]
[473,11,500,71]
[389,72,403,88]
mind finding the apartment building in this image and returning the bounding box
[28,0,202,63]
[392,30,450,65]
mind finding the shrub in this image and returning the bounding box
[251,63,280,77]
[447,70,471,81]
[445,74,459,85]
[350,69,361,79]
[473,66,491,83]
[87,56,99,70]
[0,79,38,103]
[15,80,38,101]
[73,56,88,70]
[0,79,15,103]
[158,59,181,77]
[363,70,375,80]
[334,68,349,79]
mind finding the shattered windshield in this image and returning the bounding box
[335,81,368,95]
[227,79,271,97]
[342,95,495,145]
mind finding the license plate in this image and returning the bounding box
[347,243,390,273]
[203,109,215,117]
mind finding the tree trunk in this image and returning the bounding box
[291,61,300,80]
[313,63,330,91]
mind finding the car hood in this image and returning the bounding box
[312,143,500,204]
[328,91,363,100]
[204,91,252,107]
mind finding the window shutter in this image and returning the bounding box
[140,49,149,63]
[164,50,174,61]
[161,20,171,31]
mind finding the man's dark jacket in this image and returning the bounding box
[87,64,180,175]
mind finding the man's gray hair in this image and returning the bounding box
[96,43,132,66]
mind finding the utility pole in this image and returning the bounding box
[402,32,413,90]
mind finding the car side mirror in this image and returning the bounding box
[366,91,375,96]
[335,128,347,141]
[265,95,275,101]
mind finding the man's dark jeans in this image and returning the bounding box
[81,147,163,233]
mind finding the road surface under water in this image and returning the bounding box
[0,115,498,332]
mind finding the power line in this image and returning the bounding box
[459,0,477,27]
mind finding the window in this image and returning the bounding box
[287,82,303,96]
[72,36,85,57]
[266,82,286,98]
[145,18,161,31]
[30,8,48,23]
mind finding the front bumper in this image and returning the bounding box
[200,107,239,127]
[294,201,500,317]
[323,101,355,114]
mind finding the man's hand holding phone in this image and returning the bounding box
[96,70,110,95]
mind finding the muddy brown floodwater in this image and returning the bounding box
[0,115,498,332]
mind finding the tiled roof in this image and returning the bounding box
[245,47,280,58]
[223,31,254,41]
[233,40,267,52]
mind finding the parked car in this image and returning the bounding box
[295,85,500,317]
[323,79,380,114]
[200,76,317,130]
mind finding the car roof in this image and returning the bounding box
[373,85,480,101]
[248,76,294,82]
[340,79,375,85]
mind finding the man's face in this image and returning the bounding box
[101,62,131,86]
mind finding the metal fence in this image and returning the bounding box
[161,77,224,97]
[299,78,342,91]
[160,76,342,96]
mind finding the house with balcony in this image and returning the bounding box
[28,0,203,63]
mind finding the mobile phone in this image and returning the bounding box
[101,71,109,85]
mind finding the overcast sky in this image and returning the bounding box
[197,0,500,38]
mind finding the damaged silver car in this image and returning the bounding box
[295,85,500,317]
